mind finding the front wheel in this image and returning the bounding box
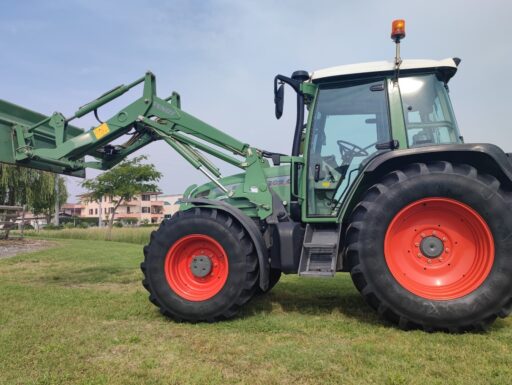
[345,161,512,332]
[141,208,259,322]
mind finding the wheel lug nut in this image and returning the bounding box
[421,233,426,238]
[445,248,450,253]
[442,237,447,242]
[414,243,419,247]
[417,253,422,258]
[427,259,432,264]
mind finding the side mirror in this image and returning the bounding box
[275,83,284,119]
[273,72,307,120]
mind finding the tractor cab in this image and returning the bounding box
[274,19,462,220]
[304,58,462,217]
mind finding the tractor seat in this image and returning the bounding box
[412,131,435,146]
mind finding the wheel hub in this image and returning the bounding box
[420,235,444,258]
[164,234,229,302]
[190,255,212,277]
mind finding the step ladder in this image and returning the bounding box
[298,224,340,277]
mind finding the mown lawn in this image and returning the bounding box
[0,239,511,385]
[22,227,156,245]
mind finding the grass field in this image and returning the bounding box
[22,227,155,245]
[1,239,511,385]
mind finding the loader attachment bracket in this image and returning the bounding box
[0,99,86,177]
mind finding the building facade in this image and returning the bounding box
[160,194,183,219]
[81,192,164,224]
[62,192,182,225]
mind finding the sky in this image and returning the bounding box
[1,0,511,200]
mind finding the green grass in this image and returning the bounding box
[22,227,155,245]
[1,239,511,385]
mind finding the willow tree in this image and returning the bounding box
[0,164,68,223]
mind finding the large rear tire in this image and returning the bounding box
[141,207,259,322]
[345,161,512,332]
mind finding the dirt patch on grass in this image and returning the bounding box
[0,239,56,259]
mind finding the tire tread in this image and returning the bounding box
[345,161,511,332]
[140,207,259,322]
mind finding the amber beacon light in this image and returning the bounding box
[391,19,406,41]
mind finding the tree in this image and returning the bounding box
[81,156,162,239]
[0,164,68,223]
[30,174,68,224]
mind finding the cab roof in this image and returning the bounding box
[310,58,459,83]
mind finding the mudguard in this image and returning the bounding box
[364,143,512,184]
[181,198,270,291]
[340,143,512,224]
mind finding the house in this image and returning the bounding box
[61,203,84,217]
[78,192,165,225]
[162,194,183,219]
[17,212,49,229]
[160,194,183,219]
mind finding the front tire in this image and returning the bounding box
[345,161,512,332]
[141,207,259,322]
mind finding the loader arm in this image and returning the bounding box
[0,72,274,218]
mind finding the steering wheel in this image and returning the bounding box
[336,140,370,165]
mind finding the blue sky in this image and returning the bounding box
[1,0,511,199]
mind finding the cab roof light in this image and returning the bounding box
[391,19,406,84]
[391,19,406,42]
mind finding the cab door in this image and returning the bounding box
[304,79,391,218]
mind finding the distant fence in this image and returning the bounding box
[0,205,25,239]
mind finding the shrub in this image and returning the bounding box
[44,224,64,230]
[123,218,138,226]
[60,217,77,226]
[80,217,101,226]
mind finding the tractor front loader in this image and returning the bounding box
[2,20,512,332]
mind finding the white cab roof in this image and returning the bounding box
[311,58,458,81]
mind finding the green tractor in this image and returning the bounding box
[1,20,511,331]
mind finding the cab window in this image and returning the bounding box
[307,80,391,216]
[399,74,461,147]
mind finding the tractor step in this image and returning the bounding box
[299,224,340,277]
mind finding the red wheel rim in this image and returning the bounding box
[165,234,229,301]
[384,197,494,300]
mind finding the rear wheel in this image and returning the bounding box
[141,207,259,322]
[345,161,512,331]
